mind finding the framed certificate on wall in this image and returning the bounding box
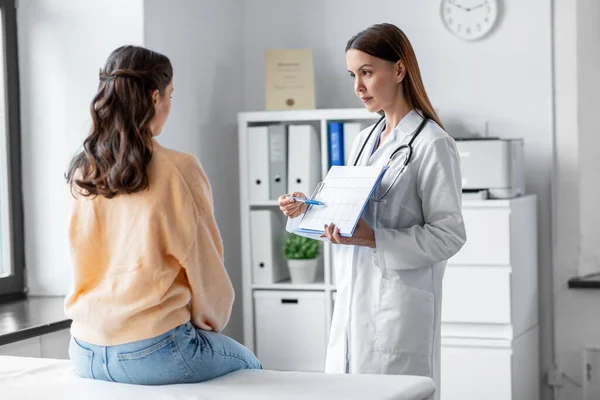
[265,49,315,111]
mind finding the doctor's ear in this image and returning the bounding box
[395,60,406,84]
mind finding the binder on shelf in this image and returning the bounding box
[287,124,321,196]
[342,122,363,165]
[247,126,270,202]
[268,125,287,200]
[328,122,344,167]
[250,210,289,284]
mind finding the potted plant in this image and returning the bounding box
[283,234,320,284]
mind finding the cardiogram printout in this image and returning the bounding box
[296,166,386,237]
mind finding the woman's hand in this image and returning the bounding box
[278,192,308,218]
[320,218,376,248]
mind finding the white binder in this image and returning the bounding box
[287,124,321,196]
[250,210,289,284]
[342,122,363,165]
[268,125,287,200]
[247,126,270,202]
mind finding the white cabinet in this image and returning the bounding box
[441,329,539,400]
[40,329,71,359]
[254,290,327,371]
[0,336,42,357]
[441,339,513,400]
[442,266,512,325]
[449,207,512,265]
[441,195,539,400]
[0,328,70,359]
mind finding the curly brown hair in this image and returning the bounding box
[66,45,173,198]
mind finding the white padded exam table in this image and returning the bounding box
[0,356,435,400]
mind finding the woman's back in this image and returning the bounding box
[65,141,233,346]
[64,45,259,385]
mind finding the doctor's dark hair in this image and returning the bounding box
[346,23,444,129]
[66,45,173,198]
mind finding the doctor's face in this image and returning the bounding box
[346,49,402,113]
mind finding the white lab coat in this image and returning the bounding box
[287,109,466,400]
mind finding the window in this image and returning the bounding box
[0,0,24,299]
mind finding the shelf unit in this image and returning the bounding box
[237,109,539,398]
[237,108,379,362]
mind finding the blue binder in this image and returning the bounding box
[328,122,344,167]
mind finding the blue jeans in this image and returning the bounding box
[69,321,262,385]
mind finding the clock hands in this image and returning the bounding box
[450,2,487,12]
[452,3,469,11]
[468,3,487,11]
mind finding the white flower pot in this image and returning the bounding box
[287,259,318,284]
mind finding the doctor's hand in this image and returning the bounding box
[321,218,376,248]
[278,192,308,218]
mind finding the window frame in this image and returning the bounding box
[0,0,25,299]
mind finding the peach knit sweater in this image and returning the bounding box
[64,140,234,346]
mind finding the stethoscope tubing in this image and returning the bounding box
[352,114,429,201]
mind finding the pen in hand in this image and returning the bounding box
[286,196,326,206]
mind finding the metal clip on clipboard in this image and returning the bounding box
[306,181,325,207]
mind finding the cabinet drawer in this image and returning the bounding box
[442,267,511,324]
[0,337,42,357]
[449,208,511,265]
[441,343,512,400]
[254,290,326,372]
[40,329,71,359]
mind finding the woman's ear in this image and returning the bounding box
[151,89,159,105]
[396,60,406,84]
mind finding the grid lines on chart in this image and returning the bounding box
[298,177,374,234]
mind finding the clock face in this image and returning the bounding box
[441,0,499,41]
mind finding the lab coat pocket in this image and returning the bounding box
[375,170,415,226]
[375,278,434,357]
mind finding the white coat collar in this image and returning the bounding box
[357,109,424,167]
[389,108,424,141]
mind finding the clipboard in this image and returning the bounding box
[293,166,387,237]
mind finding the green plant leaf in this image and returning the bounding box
[283,234,320,259]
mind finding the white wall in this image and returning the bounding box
[575,0,600,279]
[143,0,245,341]
[553,1,600,399]
[17,0,144,295]
[243,1,554,398]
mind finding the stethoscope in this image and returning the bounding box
[353,114,429,202]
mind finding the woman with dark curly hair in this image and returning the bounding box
[65,45,261,385]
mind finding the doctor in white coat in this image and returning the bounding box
[279,23,466,400]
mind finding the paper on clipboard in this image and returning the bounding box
[294,166,387,237]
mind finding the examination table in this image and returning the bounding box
[0,355,435,399]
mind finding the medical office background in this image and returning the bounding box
[8,0,600,400]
